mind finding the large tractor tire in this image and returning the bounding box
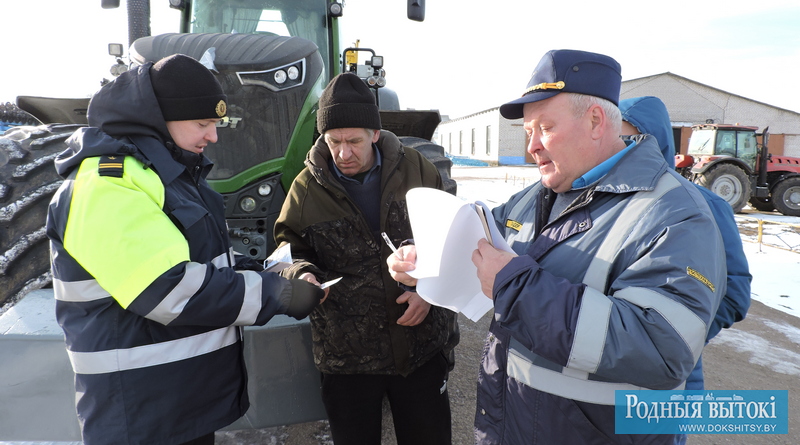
[399,136,457,196]
[1,102,40,129]
[748,196,775,213]
[695,163,751,214]
[771,177,800,217]
[0,124,81,310]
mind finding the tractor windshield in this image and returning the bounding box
[688,128,758,171]
[188,0,332,73]
[687,129,715,156]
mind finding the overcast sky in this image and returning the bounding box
[2,0,799,119]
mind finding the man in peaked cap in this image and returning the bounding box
[275,72,459,445]
[47,53,323,445]
[387,49,726,444]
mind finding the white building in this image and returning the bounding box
[434,108,525,165]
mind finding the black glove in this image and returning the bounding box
[284,279,324,320]
[233,255,264,271]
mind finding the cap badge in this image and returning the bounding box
[524,81,565,96]
[215,100,227,118]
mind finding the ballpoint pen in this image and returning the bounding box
[381,232,401,258]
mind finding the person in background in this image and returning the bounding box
[274,72,459,445]
[46,54,323,445]
[620,95,752,445]
[388,49,726,444]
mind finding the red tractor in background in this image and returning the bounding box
[676,124,800,216]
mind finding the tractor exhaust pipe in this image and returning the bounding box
[100,0,151,48]
[127,0,152,48]
[758,127,770,189]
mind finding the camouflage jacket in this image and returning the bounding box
[274,130,458,376]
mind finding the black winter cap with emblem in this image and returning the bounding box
[317,72,381,134]
[150,54,227,121]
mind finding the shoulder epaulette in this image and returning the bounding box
[98,155,124,178]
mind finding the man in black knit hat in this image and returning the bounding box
[275,72,459,445]
[46,53,323,445]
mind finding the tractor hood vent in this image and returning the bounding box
[129,33,318,72]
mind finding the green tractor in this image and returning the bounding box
[0,1,454,440]
[0,0,454,309]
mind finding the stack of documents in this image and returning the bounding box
[405,188,514,322]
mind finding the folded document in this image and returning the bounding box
[405,187,514,322]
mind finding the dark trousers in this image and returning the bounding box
[321,353,452,445]
[179,432,214,445]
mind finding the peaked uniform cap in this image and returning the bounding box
[500,49,622,119]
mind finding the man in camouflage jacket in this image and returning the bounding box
[274,73,458,445]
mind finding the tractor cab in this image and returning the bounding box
[676,123,800,216]
[685,124,759,171]
[178,0,337,77]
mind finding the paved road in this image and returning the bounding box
[217,298,799,444]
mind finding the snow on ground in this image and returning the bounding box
[739,241,800,319]
[451,165,800,321]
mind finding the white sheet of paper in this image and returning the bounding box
[264,243,293,272]
[405,188,514,322]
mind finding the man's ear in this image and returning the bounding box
[371,129,381,143]
[588,105,606,140]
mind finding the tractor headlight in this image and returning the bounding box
[237,59,306,91]
[239,196,257,213]
[257,183,273,196]
[329,2,343,17]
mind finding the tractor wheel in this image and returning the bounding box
[399,136,457,196]
[771,177,800,217]
[1,102,40,128]
[0,124,82,311]
[748,196,775,213]
[695,163,751,214]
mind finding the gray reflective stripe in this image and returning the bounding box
[54,251,229,305]
[145,262,208,325]
[566,287,611,373]
[507,343,684,405]
[582,172,680,290]
[53,278,111,302]
[234,270,263,325]
[67,327,238,375]
[567,172,680,374]
[212,250,232,269]
[512,171,690,403]
[615,287,706,362]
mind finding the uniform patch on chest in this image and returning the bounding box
[505,219,522,232]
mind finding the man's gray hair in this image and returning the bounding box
[566,93,622,134]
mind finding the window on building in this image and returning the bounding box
[459,131,463,154]
[486,125,491,155]
[448,133,452,154]
[471,128,476,155]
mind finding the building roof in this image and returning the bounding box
[623,72,800,116]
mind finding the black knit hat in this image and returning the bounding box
[317,73,381,134]
[150,54,227,121]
